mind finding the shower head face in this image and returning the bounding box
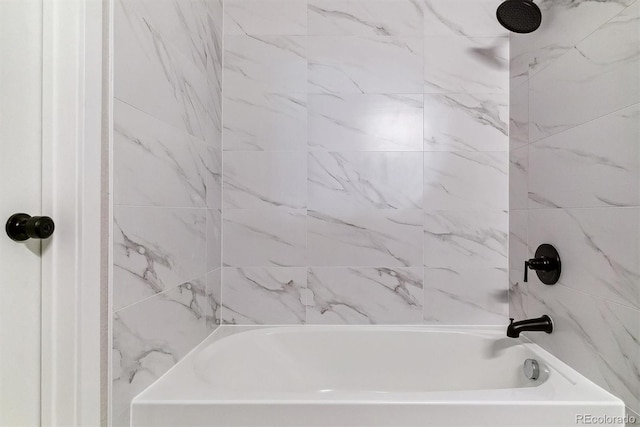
[496,0,542,33]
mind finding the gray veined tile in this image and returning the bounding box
[224,0,308,35]
[525,0,636,79]
[221,267,309,324]
[114,0,218,143]
[423,0,508,37]
[223,92,307,151]
[508,280,529,322]
[112,278,215,426]
[508,210,529,321]
[423,93,508,152]
[509,80,529,149]
[509,33,530,89]
[524,283,640,413]
[224,35,307,98]
[113,100,208,208]
[206,0,224,101]
[308,151,423,210]
[113,207,207,311]
[529,103,640,209]
[424,36,508,94]
[205,144,222,210]
[307,267,424,324]
[308,94,423,151]
[529,1,640,142]
[223,151,307,209]
[206,209,222,272]
[423,151,508,211]
[115,0,221,77]
[528,208,640,310]
[308,36,423,94]
[508,210,530,275]
[308,0,424,36]
[424,267,509,325]
[207,269,222,326]
[509,145,528,211]
[423,210,508,269]
[223,208,307,267]
[308,208,423,267]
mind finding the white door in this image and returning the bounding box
[0,0,44,425]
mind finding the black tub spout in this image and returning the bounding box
[507,315,553,338]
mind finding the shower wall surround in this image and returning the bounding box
[508,0,640,418]
[111,0,223,425]
[221,0,510,325]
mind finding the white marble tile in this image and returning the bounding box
[207,0,224,88]
[115,0,221,76]
[307,267,423,324]
[509,145,528,211]
[509,210,530,285]
[529,2,640,142]
[207,209,221,271]
[423,93,508,152]
[308,209,423,267]
[112,278,215,426]
[223,208,307,267]
[424,267,509,325]
[224,0,307,35]
[208,81,223,148]
[223,152,307,209]
[223,92,307,151]
[308,36,423,93]
[525,283,639,414]
[524,0,636,79]
[424,36,508,94]
[308,151,423,210]
[207,269,222,326]
[423,210,508,269]
[509,81,529,149]
[113,207,207,311]
[509,33,531,88]
[308,94,423,151]
[221,267,309,324]
[508,210,529,321]
[224,35,307,98]
[423,0,508,37]
[308,0,423,36]
[115,0,218,143]
[529,104,640,209]
[528,208,640,310]
[508,279,529,323]
[206,144,222,210]
[423,151,508,210]
[113,100,208,208]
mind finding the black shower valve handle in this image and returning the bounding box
[523,257,555,282]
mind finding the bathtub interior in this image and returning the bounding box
[191,327,546,393]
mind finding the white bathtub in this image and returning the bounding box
[131,326,624,426]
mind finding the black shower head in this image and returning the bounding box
[497,0,542,34]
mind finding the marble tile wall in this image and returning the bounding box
[111,0,223,425]
[508,0,640,418]
[221,0,510,326]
